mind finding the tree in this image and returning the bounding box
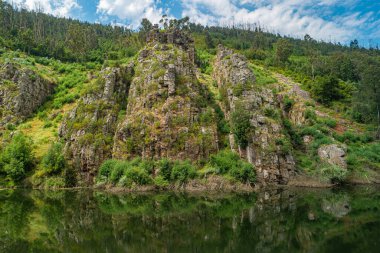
[205,31,214,49]
[275,38,293,63]
[0,133,34,182]
[231,104,252,148]
[311,76,342,105]
[350,39,359,49]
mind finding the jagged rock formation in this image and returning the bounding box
[0,63,54,126]
[113,30,218,160]
[59,65,134,183]
[213,45,295,184]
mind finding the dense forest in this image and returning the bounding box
[0,1,379,188]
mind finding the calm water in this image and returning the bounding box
[0,187,380,253]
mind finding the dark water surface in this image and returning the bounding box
[0,187,380,253]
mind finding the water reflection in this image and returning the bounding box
[0,187,379,253]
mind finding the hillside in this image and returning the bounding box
[0,5,379,189]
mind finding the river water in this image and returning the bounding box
[0,186,379,253]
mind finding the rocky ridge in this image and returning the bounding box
[113,29,218,161]
[213,45,295,184]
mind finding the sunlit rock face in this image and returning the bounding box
[0,63,54,126]
[213,45,295,184]
[59,66,134,184]
[113,30,218,161]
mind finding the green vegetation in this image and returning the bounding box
[230,104,252,148]
[96,149,256,188]
[0,133,34,185]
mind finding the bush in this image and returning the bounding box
[124,167,152,185]
[229,163,256,184]
[110,161,128,184]
[156,158,172,181]
[209,150,256,184]
[209,150,241,174]
[283,95,294,112]
[98,159,118,178]
[231,104,251,148]
[171,161,197,183]
[319,164,348,183]
[40,142,66,175]
[0,133,34,182]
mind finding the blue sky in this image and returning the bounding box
[7,0,380,46]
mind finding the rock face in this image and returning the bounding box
[318,144,347,169]
[213,46,295,184]
[59,65,134,183]
[113,32,218,161]
[0,63,54,126]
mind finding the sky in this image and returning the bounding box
[6,0,380,46]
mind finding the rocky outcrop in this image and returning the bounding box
[0,63,54,126]
[113,32,218,161]
[213,46,295,184]
[318,144,347,169]
[59,65,134,184]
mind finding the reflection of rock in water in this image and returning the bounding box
[249,189,297,253]
[321,194,350,218]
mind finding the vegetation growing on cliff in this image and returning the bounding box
[0,3,379,188]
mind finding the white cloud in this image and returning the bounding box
[96,0,165,28]
[7,0,80,17]
[181,0,372,42]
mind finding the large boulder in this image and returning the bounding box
[318,144,347,169]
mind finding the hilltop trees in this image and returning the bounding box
[275,38,293,64]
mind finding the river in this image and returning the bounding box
[0,186,379,252]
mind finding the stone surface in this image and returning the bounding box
[318,144,347,169]
[0,63,54,126]
[213,45,295,184]
[59,65,134,184]
[113,32,218,161]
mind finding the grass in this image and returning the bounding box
[249,63,277,86]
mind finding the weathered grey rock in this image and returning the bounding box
[0,63,54,126]
[59,65,134,184]
[213,46,295,184]
[113,33,218,161]
[318,144,347,169]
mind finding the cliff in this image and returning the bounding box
[213,45,295,184]
[0,63,54,127]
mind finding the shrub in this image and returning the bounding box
[231,104,251,148]
[229,163,256,184]
[209,150,241,174]
[171,161,197,183]
[0,133,34,182]
[124,167,152,185]
[40,142,66,175]
[98,159,118,178]
[110,161,129,184]
[305,109,317,121]
[154,175,170,188]
[209,150,256,184]
[264,107,279,119]
[319,164,348,183]
[156,158,172,181]
[283,95,294,112]
[323,118,337,128]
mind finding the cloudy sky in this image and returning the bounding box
[7,0,380,46]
